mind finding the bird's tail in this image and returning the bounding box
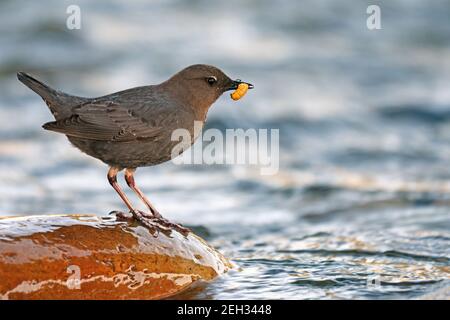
[17,72,89,119]
[17,72,59,104]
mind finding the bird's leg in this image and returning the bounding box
[110,167,189,234]
[124,168,162,218]
[124,168,190,234]
[107,166,141,220]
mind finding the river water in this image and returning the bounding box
[0,0,449,299]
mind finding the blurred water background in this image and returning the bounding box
[0,0,449,299]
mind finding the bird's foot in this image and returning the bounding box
[109,210,189,235]
[109,210,133,220]
[150,210,162,219]
[130,210,190,235]
[136,209,159,219]
[140,207,162,219]
[153,215,191,234]
[109,210,148,221]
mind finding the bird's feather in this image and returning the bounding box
[43,101,164,142]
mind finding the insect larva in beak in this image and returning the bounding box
[230,83,249,101]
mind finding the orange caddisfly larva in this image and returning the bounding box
[230,83,249,101]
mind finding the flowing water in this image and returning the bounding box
[0,0,449,299]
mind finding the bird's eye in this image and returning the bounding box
[206,76,217,86]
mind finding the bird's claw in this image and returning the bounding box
[131,209,190,235]
[148,208,162,219]
[109,210,132,220]
[131,209,153,219]
[110,209,189,235]
[154,215,191,234]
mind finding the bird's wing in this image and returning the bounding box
[42,101,164,142]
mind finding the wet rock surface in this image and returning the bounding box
[0,214,231,300]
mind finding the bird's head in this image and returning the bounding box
[163,64,253,117]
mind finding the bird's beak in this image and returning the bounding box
[226,79,254,91]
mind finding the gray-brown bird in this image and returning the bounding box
[17,64,253,228]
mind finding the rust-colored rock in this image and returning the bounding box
[0,214,231,300]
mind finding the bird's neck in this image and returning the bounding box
[160,80,212,122]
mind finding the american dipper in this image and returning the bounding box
[17,64,253,229]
